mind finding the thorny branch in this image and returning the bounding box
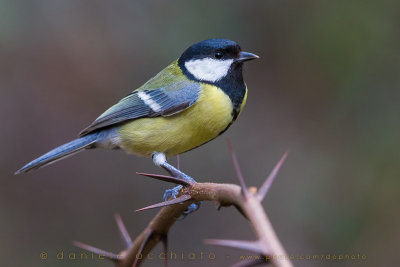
[74,143,293,267]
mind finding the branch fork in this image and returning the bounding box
[74,141,292,267]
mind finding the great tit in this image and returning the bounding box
[15,39,259,176]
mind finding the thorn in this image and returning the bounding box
[257,152,288,201]
[177,154,180,170]
[136,172,192,187]
[234,205,248,220]
[161,234,168,267]
[216,203,222,211]
[73,241,120,262]
[133,229,153,267]
[226,138,249,198]
[231,258,268,267]
[114,213,133,248]
[135,195,192,212]
[204,239,266,255]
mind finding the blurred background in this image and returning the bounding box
[1,0,399,266]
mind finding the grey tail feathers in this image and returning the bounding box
[15,133,98,174]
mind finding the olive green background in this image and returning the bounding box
[1,1,399,266]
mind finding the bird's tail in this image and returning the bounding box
[15,133,98,174]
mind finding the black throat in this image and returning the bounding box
[178,59,247,120]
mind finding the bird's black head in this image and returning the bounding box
[178,38,259,84]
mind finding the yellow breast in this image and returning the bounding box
[118,83,237,157]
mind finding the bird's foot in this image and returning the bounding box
[163,185,183,201]
[153,153,200,217]
[163,185,201,218]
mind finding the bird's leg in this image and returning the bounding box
[152,152,196,183]
[152,152,200,216]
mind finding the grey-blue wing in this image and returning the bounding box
[79,81,200,136]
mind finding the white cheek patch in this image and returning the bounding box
[138,91,162,112]
[185,58,233,82]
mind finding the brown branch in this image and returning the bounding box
[74,152,292,267]
[117,182,292,267]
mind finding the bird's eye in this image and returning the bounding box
[215,51,223,59]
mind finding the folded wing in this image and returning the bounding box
[79,81,200,136]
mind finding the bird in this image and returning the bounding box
[15,39,259,180]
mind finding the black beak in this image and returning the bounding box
[237,51,260,62]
